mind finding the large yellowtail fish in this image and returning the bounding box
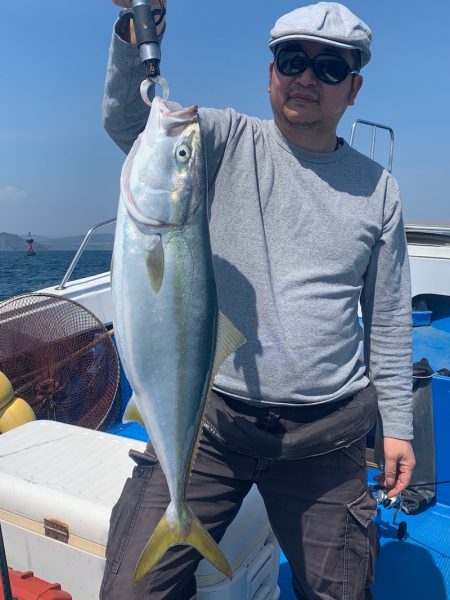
[111,97,244,583]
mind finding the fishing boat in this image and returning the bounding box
[0,123,449,600]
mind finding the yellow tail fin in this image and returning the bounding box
[133,502,232,583]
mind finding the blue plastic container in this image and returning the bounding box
[412,310,432,327]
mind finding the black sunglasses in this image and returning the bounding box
[275,46,358,85]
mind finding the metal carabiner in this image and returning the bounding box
[140,75,170,106]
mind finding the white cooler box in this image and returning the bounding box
[0,420,280,600]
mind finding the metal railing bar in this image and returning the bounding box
[350,119,395,173]
[405,224,450,236]
[370,125,376,160]
[55,218,116,290]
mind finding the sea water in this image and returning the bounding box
[0,250,112,302]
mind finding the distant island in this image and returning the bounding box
[0,232,114,252]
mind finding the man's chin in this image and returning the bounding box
[283,110,319,128]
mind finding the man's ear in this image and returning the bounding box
[348,74,363,106]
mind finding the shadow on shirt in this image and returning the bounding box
[212,254,262,400]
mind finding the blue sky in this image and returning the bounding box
[1,1,449,237]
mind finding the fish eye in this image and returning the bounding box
[175,143,191,164]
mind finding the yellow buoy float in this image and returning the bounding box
[0,371,36,433]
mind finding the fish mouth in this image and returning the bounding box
[160,102,198,128]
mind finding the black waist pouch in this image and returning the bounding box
[204,383,378,460]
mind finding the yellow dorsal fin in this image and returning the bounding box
[123,395,145,427]
[211,311,246,377]
[186,312,245,479]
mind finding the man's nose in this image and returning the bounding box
[294,66,318,86]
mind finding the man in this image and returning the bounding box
[101,3,415,598]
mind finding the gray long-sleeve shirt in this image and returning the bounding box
[103,27,413,439]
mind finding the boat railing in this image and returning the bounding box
[349,120,449,244]
[56,218,116,290]
[405,224,450,246]
[405,224,450,236]
[350,119,395,173]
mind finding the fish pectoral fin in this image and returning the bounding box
[145,235,164,293]
[212,311,246,376]
[123,394,145,427]
[133,503,232,583]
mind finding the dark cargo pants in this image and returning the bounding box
[100,386,378,600]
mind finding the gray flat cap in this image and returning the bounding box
[269,2,372,68]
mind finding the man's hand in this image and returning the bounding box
[375,438,416,497]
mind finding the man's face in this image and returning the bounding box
[268,40,363,138]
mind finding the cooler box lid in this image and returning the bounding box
[0,420,145,552]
